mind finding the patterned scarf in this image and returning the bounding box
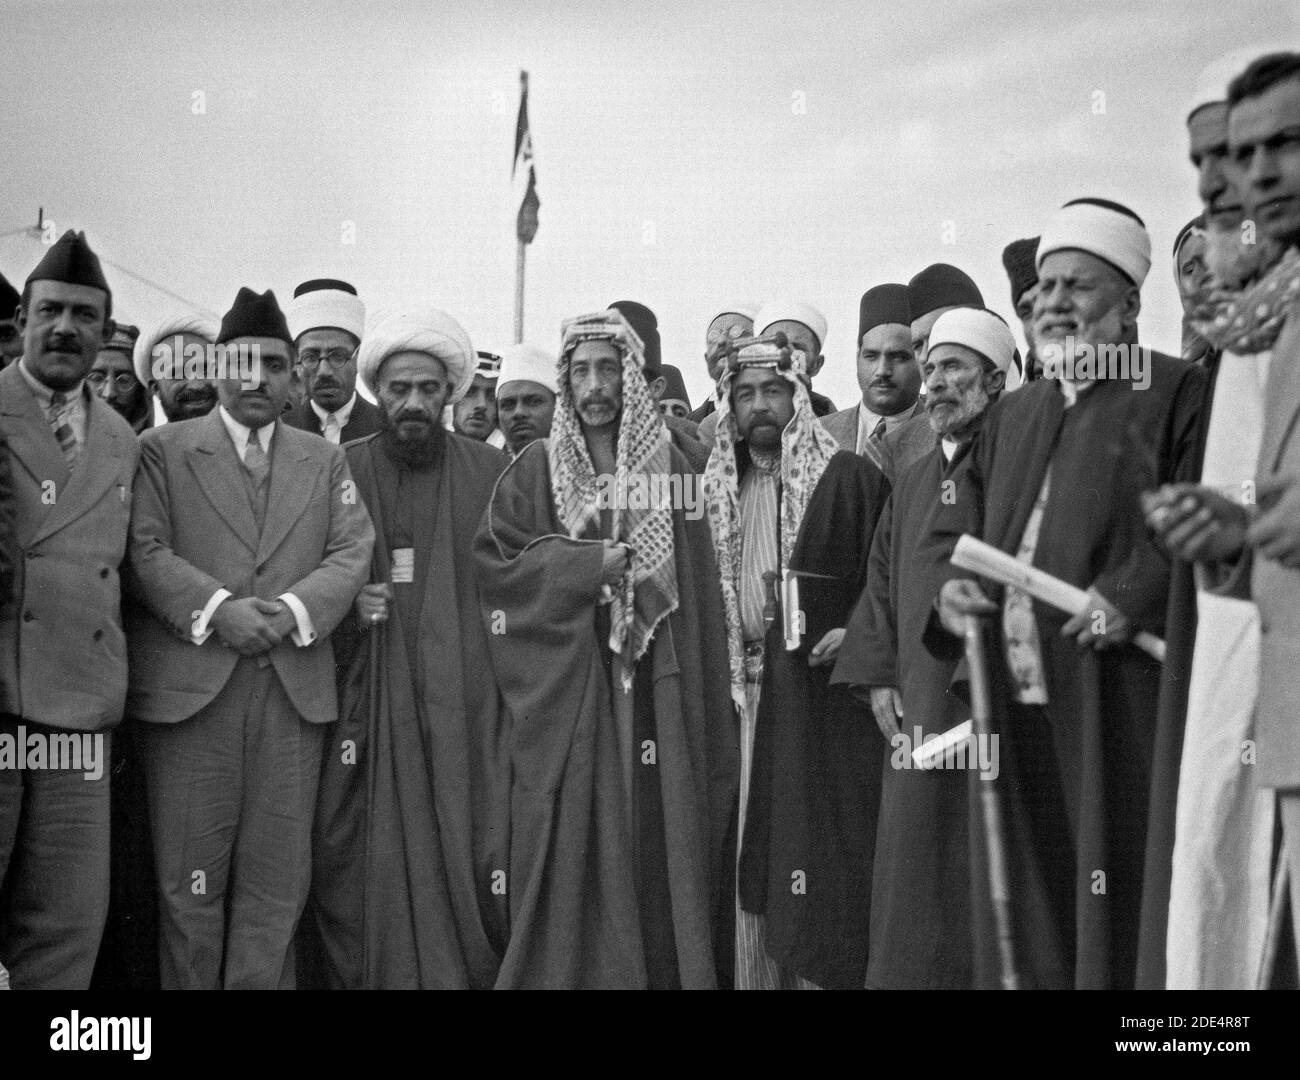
[548,311,677,678]
[701,347,840,709]
[1191,244,1300,355]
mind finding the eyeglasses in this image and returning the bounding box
[87,371,140,393]
[299,349,355,371]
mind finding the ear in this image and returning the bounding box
[649,374,667,399]
[16,304,27,330]
[806,353,825,377]
[1118,283,1142,332]
[986,368,1007,397]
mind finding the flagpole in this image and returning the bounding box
[514,239,525,344]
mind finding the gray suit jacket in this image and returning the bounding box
[1251,310,1300,787]
[126,409,375,725]
[822,399,926,480]
[0,363,139,731]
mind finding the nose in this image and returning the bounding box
[94,378,112,399]
[1198,158,1226,206]
[1041,280,1071,311]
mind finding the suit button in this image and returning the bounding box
[22,611,33,622]
[93,629,104,642]
[100,568,109,579]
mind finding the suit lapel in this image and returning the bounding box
[256,422,316,564]
[187,410,259,553]
[0,365,70,544]
[32,394,129,545]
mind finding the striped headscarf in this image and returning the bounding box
[550,310,677,677]
[701,343,840,708]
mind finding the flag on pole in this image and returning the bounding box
[513,71,540,245]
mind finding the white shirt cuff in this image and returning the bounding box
[192,589,232,644]
[278,593,316,646]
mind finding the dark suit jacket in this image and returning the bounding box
[0,363,139,730]
[126,410,375,726]
[283,394,384,444]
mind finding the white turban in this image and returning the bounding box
[1037,200,1152,288]
[1186,44,1296,121]
[753,300,828,353]
[133,312,220,386]
[497,343,558,396]
[709,302,761,327]
[357,306,475,402]
[927,308,1017,373]
[287,281,365,342]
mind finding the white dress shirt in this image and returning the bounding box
[310,393,357,445]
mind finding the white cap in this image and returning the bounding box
[357,306,475,402]
[753,300,828,353]
[1038,199,1152,288]
[133,312,220,385]
[927,308,1017,373]
[287,280,365,342]
[497,343,558,396]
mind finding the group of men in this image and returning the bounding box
[1,45,1299,991]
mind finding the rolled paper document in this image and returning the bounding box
[951,534,1165,662]
[911,720,973,768]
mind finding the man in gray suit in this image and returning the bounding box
[822,283,924,474]
[127,287,374,989]
[0,230,139,988]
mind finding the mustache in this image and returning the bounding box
[394,408,434,424]
[45,334,79,351]
[579,394,614,410]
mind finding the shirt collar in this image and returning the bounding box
[857,397,918,433]
[218,404,274,453]
[309,392,357,429]
[18,358,84,407]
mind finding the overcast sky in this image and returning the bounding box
[3,0,1298,408]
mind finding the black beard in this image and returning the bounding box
[379,411,445,469]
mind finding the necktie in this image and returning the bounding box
[47,392,78,466]
[243,429,269,491]
[862,416,887,468]
[322,413,342,445]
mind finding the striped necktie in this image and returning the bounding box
[862,416,887,468]
[47,391,78,466]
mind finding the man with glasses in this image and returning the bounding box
[283,278,381,445]
[89,322,150,433]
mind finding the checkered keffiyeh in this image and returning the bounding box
[701,346,840,709]
[549,310,677,677]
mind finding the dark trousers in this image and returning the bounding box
[0,715,111,989]
[140,660,325,990]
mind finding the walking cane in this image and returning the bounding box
[964,613,1020,990]
[1256,850,1290,989]
[360,617,385,987]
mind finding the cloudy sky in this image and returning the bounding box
[3,0,1297,407]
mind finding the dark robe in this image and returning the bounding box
[920,353,1205,989]
[832,439,975,989]
[738,449,889,989]
[305,430,509,989]
[473,439,737,989]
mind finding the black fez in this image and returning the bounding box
[607,299,661,376]
[25,230,112,315]
[0,272,18,320]
[659,364,691,410]
[1001,237,1040,307]
[907,263,983,322]
[217,287,293,345]
[857,283,912,344]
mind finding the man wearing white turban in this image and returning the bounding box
[927,198,1206,989]
[133,313,221,424]
[307,305,510,988]
[495,342,557,456]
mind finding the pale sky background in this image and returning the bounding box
[3,0,1298,409]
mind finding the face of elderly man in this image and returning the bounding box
[569,340,623,430]
[297,327,359,414]
[88,346,144,421]
[20,280,111,391]
[857,321,920,416]
[453,374,498,441]
[1189,102,1240,228]
[1175,231,1211,313]
[497,378,555,453]
[1228,73,1300,248]
[154,331,219,422]
[731,366,795,453]
[923,342,1002,440]
[215,337,294,429]
[1033,249,1139,374]
[376,350,452,446]
[705,313,752,383]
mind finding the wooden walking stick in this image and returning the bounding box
[964,613,1020,990]
[1257,849,1290,990]
[361,618,385,987]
